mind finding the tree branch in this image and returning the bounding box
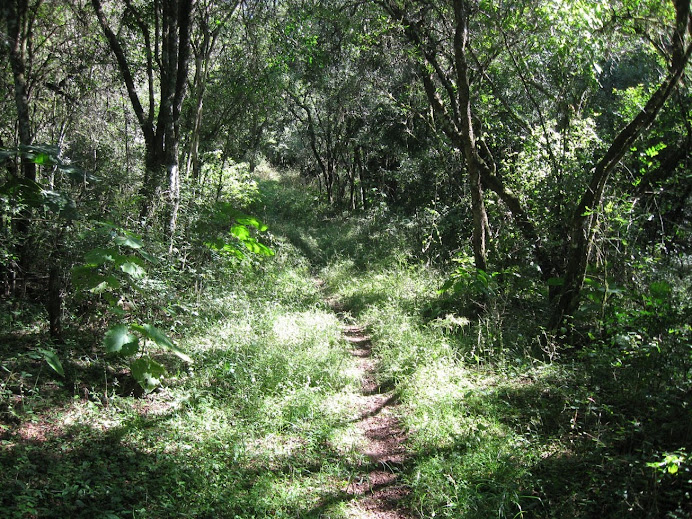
[91,0,154,145]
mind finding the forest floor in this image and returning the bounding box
[1,169,690,518]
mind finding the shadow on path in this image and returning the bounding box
[340,324,414,519]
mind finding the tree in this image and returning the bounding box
[549,0,692,328]
[377,0,692,329]
[377,0,491,271]
[2,0,85,338]
[91,0,195,240]
[184,0,241,181]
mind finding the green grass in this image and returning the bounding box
[0,174,368,517]
[2,168,691,518]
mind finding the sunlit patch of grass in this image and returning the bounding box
[313,221,564,517]
[401,360,484,450]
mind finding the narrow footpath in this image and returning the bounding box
[341,324,413,519]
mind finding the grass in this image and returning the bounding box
[2,167,691,518]
[0,173,368,517]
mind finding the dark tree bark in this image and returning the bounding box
[380,0,489,271]
[379,0,691,329]
[4,0,37,184]
[3,1,67,338]
[3,0,40,293]
[186,1,236,181]
[452,0,488,272]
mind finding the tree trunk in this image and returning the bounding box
[355,146,367,210]
[453,0,488,272]
[549,31,692,329]
[4,0,39,285]
[187,53,206,181]
[93,0,194,234]
[5,1,36,184]
[47,260,62,340]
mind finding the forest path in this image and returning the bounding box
[337,320,413,518]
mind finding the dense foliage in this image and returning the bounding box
[1,0,690,517]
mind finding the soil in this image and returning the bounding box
[342,324,413,519]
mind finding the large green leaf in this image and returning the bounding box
[138,249,160,264]
[205,239,244,259]
[72,267,121,293]
[0,176,43,207]
[230,224,250,241]
[42,190,78,219]
[131,323,192,363]
[119,261,147,279]
[88,276,121,294]
[104,324,139,356]
[19,144,61,163]
[114,234,143,249]
[39,349,64,377]
[241,238,275,256]
[236,216,268,232]
[84,248,117,265]
[130,357,166,392]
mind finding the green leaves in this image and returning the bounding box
[131,323,192,363]
[130,357,166,393]
[74,226,192,391]
[119,261,146,279]
[649,280,672,301]
[39,348,64,377]
[230,224,250,241]
[104,324,139,356]
[105,322,192,392]
[0,144,93,220]
[105,322,192,362]
[84,248,117,265]
[230,224,274,256]
[235,216,268,232]
[74,227,150,296]
[547,277,564,287]
[114,234,143,249]
[205,209,274,259]
[647,450,688,477]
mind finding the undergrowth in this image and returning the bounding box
[1,168,690,518]
[301,173,692,518]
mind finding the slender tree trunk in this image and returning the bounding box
[5,0,39,286]
[348,157,356,210]
[355,147,367,210]
[187,53,206,181]
[5,1,36,184]
[93,0,193,234]
[47,249,63,340]
[453,0,488,272]
[166,134,181,247]
[549,31,692,329]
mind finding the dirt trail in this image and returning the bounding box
[342,324,413,519]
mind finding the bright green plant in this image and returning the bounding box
[73,224,192,392]
[202,203,274,260]
[647,449,688,476]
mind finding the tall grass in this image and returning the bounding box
[280,170,691,518]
